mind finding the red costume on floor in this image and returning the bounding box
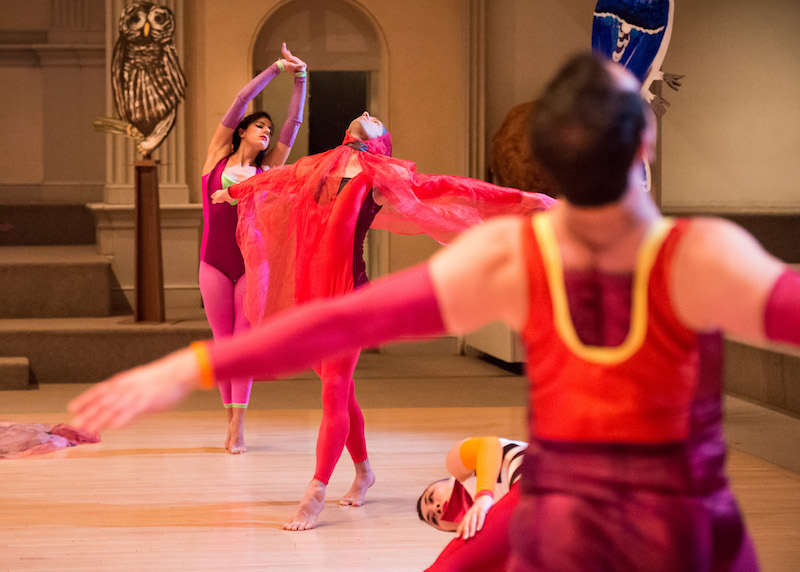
[228,131,555,486]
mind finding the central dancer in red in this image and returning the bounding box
[209,112,555,530]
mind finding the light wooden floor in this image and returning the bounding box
[1,353,799,571]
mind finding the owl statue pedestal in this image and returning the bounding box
[134,158,166,322]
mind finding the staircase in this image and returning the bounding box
[0,204,467,391]
[0,205,211,389]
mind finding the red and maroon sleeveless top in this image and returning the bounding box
[522,214,698,444]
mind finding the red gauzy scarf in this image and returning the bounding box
[231,130,556,324]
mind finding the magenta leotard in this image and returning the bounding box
[200,157,262,281]
[338,177,382,289]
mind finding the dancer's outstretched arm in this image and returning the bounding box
[68,263,443,431]
[68,214,800,432]
[670,217,800,346]
[68,216,528,432]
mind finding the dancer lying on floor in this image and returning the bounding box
[418,436,526,572]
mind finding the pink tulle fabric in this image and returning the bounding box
[231,130,557,324]
[0,422,100,459]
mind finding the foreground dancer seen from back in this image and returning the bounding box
[209,111,554,530]
[200,43,306,454]
[70,52,800,569]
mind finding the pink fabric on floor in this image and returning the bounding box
[0,422,100,459]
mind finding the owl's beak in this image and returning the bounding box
[144,21,150,37]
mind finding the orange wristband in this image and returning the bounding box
[190,342,215,390]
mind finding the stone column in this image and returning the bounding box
[467,0,487,181]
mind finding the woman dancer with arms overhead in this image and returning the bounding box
[200,43,306,454]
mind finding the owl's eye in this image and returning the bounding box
[150,9,169,28]
[128,10,147,29]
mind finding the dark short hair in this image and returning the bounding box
[416,491,425,522]
[233,111,272,166]
[530,51,646,206]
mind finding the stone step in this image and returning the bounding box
[0,356,32,390]
[0,310,464,386]
[0,312,212,384]
[0,246,111,318]
[0,204,96,246]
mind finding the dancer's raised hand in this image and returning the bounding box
[280,42,307,75]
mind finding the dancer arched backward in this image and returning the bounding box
[200,43,306,454]
[212,113,555,324]
[214,112,555,531]
[418,437,526,572]
[69,52,800,568]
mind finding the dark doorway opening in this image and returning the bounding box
[308,71,368,155]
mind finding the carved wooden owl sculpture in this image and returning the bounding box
[111,2,186,156]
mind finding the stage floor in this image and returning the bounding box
[1,352,799,571]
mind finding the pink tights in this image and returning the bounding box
[199,262,253,407]
[313,351,368,484]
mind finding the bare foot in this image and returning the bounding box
[339,459,375,507]
[226,408,247,454]
[284,479,327,531]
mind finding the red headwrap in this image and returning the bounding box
[441,479,475,524]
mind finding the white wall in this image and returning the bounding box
[484,0,800,214]
[0,0,106,204]
[661,0,800,212]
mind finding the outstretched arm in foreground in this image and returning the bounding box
[68,216,530,432]
[671,217,800,347]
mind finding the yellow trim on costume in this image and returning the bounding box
[458,437,502,495]
[532,214,674,365]
[190,342,216,390]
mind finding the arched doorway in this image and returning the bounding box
[252,0,386,162]
[251,0,389,277]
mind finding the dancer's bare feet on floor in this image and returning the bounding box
[339,459,375,506]
[284,479,326,531]
[226,407,247,454]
